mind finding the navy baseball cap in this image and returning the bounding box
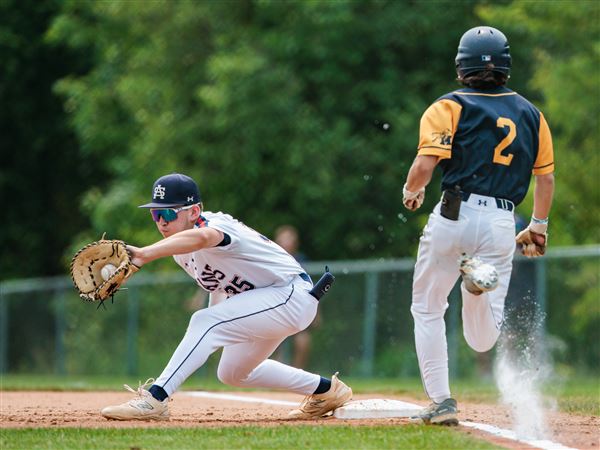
[139,173,202,208]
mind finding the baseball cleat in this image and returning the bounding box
[101,378,169,421]
[459,253,499,295]
[288,372,352,419]
[410,398,459,426]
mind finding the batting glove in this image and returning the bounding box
[403,183,425,211]
[515,218,548,258]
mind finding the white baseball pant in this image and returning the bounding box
[155,275,321,396]
[411,194,516,403]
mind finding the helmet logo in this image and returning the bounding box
[482,55,492,61]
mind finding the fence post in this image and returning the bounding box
[127,287,140,376]
[447,283,460,378]
[534,258,547,337]
[0,292,8,374]
[54,290,66,375]
[361,272,378,376]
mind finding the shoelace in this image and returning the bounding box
[421,403,437,416]
[300,372,341,412]
[302,398,326,411]
[123,378,155,399]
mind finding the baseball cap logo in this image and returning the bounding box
[187,196,194,202]
[153,184,166,199]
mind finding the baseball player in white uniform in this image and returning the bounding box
[101,173,352,420]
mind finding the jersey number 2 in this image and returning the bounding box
[493,117,516,166]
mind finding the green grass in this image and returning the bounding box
[0,426,503,450]
[2,374,598,415]
[544,377,600,415]
[0,374,228,392]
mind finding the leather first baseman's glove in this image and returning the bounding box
[70,237,139,303]
[515,221,548,258]
[403,183,425,211]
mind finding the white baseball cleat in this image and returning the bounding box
[459,253,499,295]
[288,372,353,419]
[101,378,169,421]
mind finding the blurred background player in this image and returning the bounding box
[274,225,307,266]
[402,26,554,425]
[273,225,321,369]
[100,173,352,421]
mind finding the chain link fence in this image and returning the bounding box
[1,245,598,378]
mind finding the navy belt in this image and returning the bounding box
[460,192,515,212]
[299,272,313,284]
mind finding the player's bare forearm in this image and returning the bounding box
[532,173,554,219]
[128,228,223,266]
[405,155,439,191]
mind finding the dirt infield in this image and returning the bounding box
[1,391,597,449]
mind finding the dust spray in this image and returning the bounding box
[494,296,555,440]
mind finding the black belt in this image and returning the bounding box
[299,272,313,284]
[460,192,514,212]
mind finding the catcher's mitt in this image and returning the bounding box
[70,238,139,303]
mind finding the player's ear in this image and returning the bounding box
[189,203,202,222]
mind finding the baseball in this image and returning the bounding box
[101,264,117,281]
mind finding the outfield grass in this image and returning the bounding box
[2,374,598,415]
[0,425,503,450]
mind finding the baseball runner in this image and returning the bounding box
[101,173,352,420]
[402,26,555,425]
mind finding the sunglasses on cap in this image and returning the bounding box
[150,205,196,223]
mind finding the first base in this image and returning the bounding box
[334,399,422,419]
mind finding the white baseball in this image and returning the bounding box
[101,264,117,281]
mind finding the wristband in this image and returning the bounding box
[529,218,548,234]
[403,183,421,200]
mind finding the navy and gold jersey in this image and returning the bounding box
[417,86,554,205]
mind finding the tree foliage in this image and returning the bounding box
[0,0,94,278]
[46,0,485,262]
[3,0,598,275]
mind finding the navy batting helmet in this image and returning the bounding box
[455,26,511,78]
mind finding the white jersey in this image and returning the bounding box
[174,211,305,297]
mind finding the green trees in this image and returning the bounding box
[46,0,482,261]
[1,0,94,278]
[3,0,598,276]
